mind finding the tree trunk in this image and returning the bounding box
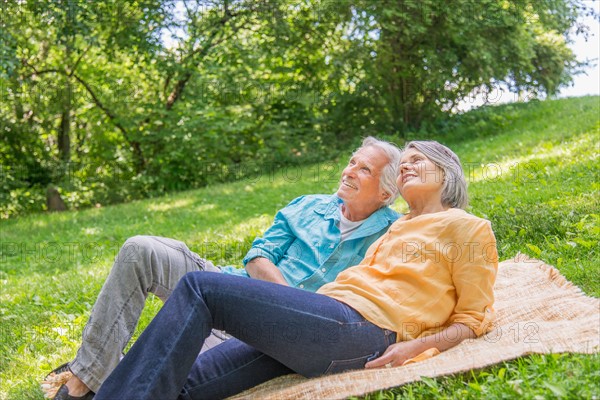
[46,185,67,212]
[57,55,72,162]
[58,107,71,162]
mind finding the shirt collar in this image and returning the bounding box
[314,194,343,223]
[314,194,399,229]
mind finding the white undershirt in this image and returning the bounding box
[339,207,366,241]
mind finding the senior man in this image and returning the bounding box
[48,136,401,400]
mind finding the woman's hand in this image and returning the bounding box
[364,340,426,369]
[364,323,476,369]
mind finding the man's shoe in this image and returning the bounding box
[44,362,71,380]
[53,384,95,400]
[41,362,73,399]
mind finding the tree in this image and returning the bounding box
[343,0,590,132]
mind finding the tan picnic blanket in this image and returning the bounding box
[230,255,600,399]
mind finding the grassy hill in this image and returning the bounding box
[1,96,598,398]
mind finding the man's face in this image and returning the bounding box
[336,146,390,211]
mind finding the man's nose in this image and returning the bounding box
[344,165,357,177]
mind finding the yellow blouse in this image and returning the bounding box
[318,208,498,340]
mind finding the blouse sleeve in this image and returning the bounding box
[447,219,498,337]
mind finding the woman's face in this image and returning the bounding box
[396,148,445,200]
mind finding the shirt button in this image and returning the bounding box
[299,284,304,289]
[321,268,326,272]
[329,244,335,249]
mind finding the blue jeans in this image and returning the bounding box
[96,272,396,400]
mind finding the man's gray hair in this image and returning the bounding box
[355,136,401,207]
[403,140,468,209]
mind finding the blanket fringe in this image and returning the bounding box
[511,253,582,294]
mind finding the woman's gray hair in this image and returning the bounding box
[355,136,401,207]
[403,140,468,209]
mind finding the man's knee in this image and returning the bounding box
[107,236,157,290]
[116,235,154,264]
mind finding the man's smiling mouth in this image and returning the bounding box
[342,180,358,189]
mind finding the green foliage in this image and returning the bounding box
[0,96,598,398]
[1,0,595,218]
[340,0,588,132]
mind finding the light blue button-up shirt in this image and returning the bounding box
[220,194,399,292]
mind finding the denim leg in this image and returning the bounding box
[96,272,395,400]
[179,339,293,400]
[69,235,216,392]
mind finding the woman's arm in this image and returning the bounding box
[365,323,475,368]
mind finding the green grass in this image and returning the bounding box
[1,96,599,399]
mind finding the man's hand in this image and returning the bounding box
[245,257,289,286]
[365,323,475,369]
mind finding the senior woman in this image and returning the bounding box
[96,141,498,400]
